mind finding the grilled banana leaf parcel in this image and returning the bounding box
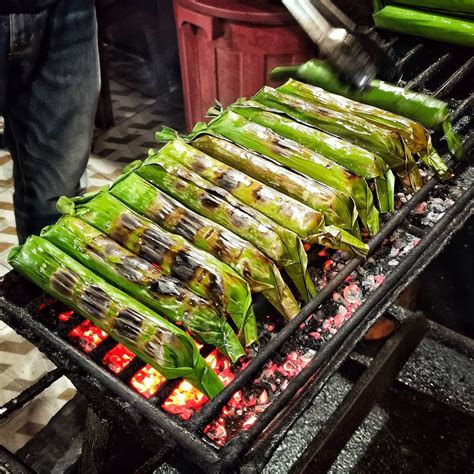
[253,85,423,192]
[41,216,245,361]
[193,111,380,235]
[110,172,298,320]
[152,139,367,257]
[277,78,451,179]
[191,134,361,235]
[8,236,224,398]
[270,59,462,161]
[373,5,474,48]
[393,0,474,15]
[134,152,308,310]
[227,101,395,213]
[56,191,257,345]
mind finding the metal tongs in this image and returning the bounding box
[283,0,400,90]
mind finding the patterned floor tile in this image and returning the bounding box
[0,187,18,260]
[0,376,76,453]
[0,151,12,191]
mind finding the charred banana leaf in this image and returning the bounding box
[192,111,380,236]
[110,172,298,323]
[191,134,360,235]
[253,84,423,192]
[8,236,224,398]
[41,216,245,361]
[56,192,256,345]
[227,101,395,213]
[278,78,451,179]
[153,139,368,258]
[270,59,462,159]
[137,145,311,311]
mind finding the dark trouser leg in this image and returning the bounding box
[5,0,100,243]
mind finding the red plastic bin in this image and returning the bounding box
[174,0,315,131]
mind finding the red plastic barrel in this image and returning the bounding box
[174,0,315,130]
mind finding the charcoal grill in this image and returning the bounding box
[1,28,473,473]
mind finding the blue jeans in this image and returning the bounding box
[0,0,99,243]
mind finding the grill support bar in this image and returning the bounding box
[290,311,427,473]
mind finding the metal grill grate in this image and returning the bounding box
[0,33,473,472]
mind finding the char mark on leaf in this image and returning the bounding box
[171,251,199,282]
[78,285,110,320]
[114,308,144,341]
[51,269,80,298]
[149,278,180,297]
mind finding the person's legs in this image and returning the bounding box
[5,0,100,243]
[0,15,9,115]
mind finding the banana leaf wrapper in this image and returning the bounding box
[57,192,256,344]
[8,236,224,398]
[253,84,423,192]
[191,111,380,236]
[271,59,462,159]
[41,216,245,361]
[154,138,367,259]
[278,78,451,179]
[227,101,395,212]
[192,134,361,235]
[110,171,297,323]
[373,5,474,48]
[140,143,313,310]
[393,0,474,15]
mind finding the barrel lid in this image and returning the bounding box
[177,0,296,25]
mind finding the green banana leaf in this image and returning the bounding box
[191,134,361,235]
[41,216,245,361]
[274,79,425,190]
[252,85,422,192]
[184,111,380,236]
[110,171,298,323]
[8,236,224,398]
[56,191,256,345]
[134,148,309,310]
[278,78,451,179]
[226,100,395,212]
[393,0,474,15]
[270,59,462,159]
[373,5,474,48]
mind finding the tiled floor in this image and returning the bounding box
[0,49,185,452]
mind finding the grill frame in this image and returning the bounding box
[1,32,473,472]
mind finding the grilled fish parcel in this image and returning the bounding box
[9,236,225,398]
[57,191,257,346]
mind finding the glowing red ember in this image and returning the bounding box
[58,310,74,322]
[130,365,166,399]
[205,350,313,446]
[162,350,235,420]
[68,320,108,352]
[102,343,135,374]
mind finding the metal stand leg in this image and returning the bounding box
[79,407,115,474]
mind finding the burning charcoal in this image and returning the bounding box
[110,172,298,323]
[8,236,224,398]
[56,192,255,349]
